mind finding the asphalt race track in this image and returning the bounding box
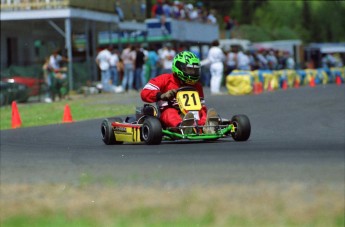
[1,85,344,186]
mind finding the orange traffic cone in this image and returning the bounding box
[309,77,316,87]
[294,78,300,88]
[282,80,288,90]
[335,75,342,85]
[62,104,73,123]
[267,80,274,92]
[11,101,22,129]
[253,82,263,95]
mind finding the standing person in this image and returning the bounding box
[141,51,219,134]
[206,9,217,24]
[201,40,225,95]
[160,43,176,74]
[285,51,295,69]
[134,45,146,90]
[140,44,149,86]
[42,57,53,103]
[109,48,120,86]
[226,46,237,74]
[266,50,278,70]
[96,46,115,93]
[256,49,269,70]
[121,44,136,92]
[224,15,235,39]
[114,0,124,21]
[236,49,251,70]
[148,45,160,79]
[48,48,69,100]
[117,58,124,83]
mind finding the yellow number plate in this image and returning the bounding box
[176,91,202,114]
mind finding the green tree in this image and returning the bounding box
[195,0,345,42]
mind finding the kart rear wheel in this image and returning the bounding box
[231,115,251,141]
[101,118,123,145]
[141,117,162,145]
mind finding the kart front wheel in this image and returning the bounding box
[141,117,162,145]
[231,115,251,141]
[101,118,123,145]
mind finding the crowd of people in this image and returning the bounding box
[224,47,297,75]
[321,53,344,68]
[44,40,344,103]
[151,0,217,25]
[95,43,178,94]
[94,40,319,96]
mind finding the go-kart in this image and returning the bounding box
[101,87,251,145]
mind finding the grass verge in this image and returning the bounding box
[1,183,344,227]
[0,93,137,130]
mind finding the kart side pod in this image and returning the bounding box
[101,116,163,145]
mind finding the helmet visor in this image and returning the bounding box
[181,64,200,77]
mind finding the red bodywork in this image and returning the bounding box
[111,122,141,129]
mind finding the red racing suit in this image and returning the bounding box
[140,73,208,127]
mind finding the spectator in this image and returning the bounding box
[224,15,235,39]
[276,50,286,70]
[237,50,251,70]
[159,43,176,74]
[152,0,170,35]
[201,40,225,95]
[333,53,344,67]
[42,57,53,103]
[163,0,172,17]
[196,1,207,22]
[248,50,257,70]
[48,48,69,100]
[172,1,182,19]
[186,4,198,21]
[115,0,124,22]
[226,46,237,74]
[266,50,278,70]
[322,53,338,68]
[141,44,149,85]
[177,1,186,20]
[49,48,68,72]
[140,0,146,17]
[151,0,164,18]
[121,44,136,92]
[96,46,116,93]
[256,49,269,70]
[148,45,160,79]
[109,47,120,86]
[117,58,124,84]
[207,9,217,24]
[134,45,146,90]
[285,52,295,69]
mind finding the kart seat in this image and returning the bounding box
[136,104,159,120]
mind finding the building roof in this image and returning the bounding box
[1,8,118,22]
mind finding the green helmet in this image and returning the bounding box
[172,51,201,85]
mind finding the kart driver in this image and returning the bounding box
[140,51,219,133]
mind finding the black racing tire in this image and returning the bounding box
[231,115,251,141]
[141,116,162,145]
[101,117,123,145]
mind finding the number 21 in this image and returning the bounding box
[183,93,197,106]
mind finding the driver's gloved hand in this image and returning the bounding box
[160,89,177,101]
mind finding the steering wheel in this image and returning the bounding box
[176,86,197,92]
